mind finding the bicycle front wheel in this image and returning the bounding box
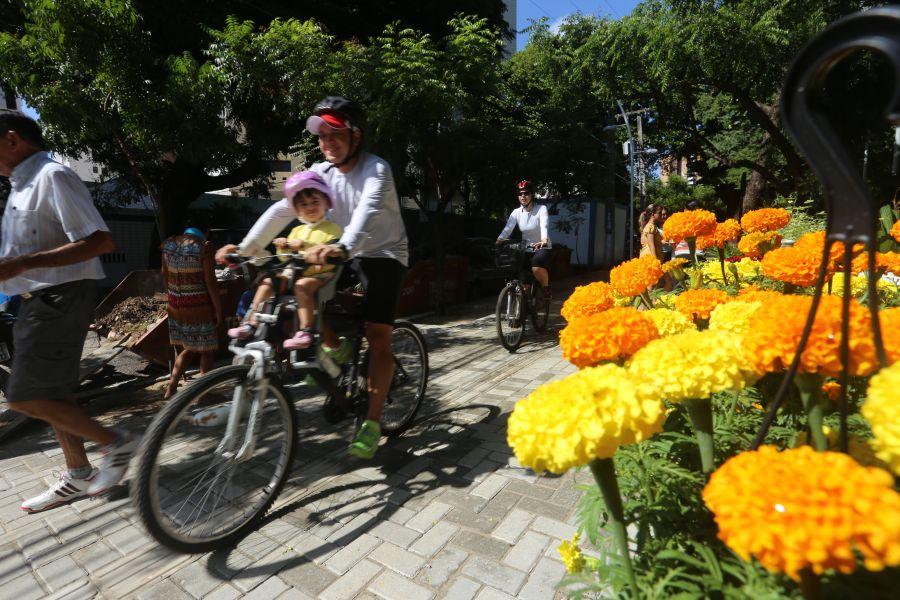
[132,365,296,553]
[496,284,525,352]
[530,284,549,332]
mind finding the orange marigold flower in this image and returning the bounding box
[850,250,900,276]
[878,307,900,365]
[821,381,841,402]
[742,294,878,377]
[560,307,659,368]
[891,220,900,243]
[662,209,717,241]
[703,446,900,580]
[696,219,742,250]
[737,231,781,259]
[560,281,615,322]
[794,230,847,268]
[609,255,664,297]
[740,208,790,233]
[674,288,729,322]
[760,245,828,287]
[737,287,785,304]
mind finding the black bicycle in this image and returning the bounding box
[494,242,550,352]
[132,253,428,553]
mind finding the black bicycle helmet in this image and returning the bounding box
[306,96,367,168]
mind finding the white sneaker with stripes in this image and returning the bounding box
[87,431,140,497]
[20,469,98,513]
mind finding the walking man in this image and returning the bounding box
[0,110,139,512]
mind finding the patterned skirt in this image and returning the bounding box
[168,316,218,352]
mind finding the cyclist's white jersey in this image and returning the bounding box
[498,204,552,249]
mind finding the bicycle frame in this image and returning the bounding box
[221,254,360,458]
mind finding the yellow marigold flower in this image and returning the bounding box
[863,362,900,475]
[702,257,760,284]
[761,245,827,287]
[655,293,677,310]
[507,364,666,474]
[697,219,742,250]
[558,534,586,574]
[740,208,790,233]
[662,209,717,241]
[737,231,781,259]
[644,308,696,336]
[821,380,841,402]
[709,300,761,335]
[662,257,688,273]
[829,272,900,305]
[703,445,900,580]
[742,294,878,377]
[560,307,659,368]
[612,292,633,307]
[674,288,729,322]
[628,330,755,402]
[795,426,886,470]
[609,255,663,297]
[891,220,900,243]
[561,281,615,322]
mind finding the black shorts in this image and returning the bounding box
[6,280,97,403]
[530,248,551,270]
[348,257,405,325]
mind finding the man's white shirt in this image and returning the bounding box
[0,152,108,295]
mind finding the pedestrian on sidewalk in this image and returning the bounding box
[0,109,139,513]
[162,219,222,399]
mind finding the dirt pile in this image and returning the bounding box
[97,295,167,340]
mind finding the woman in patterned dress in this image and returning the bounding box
[161,225,222,398]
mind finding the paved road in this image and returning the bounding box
[0,280,598,600]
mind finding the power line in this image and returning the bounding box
[598,0,621,18]
[567,1,585,13]
[525,0,553,19]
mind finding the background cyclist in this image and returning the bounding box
[496,179,552,299]
[216,96,408,460]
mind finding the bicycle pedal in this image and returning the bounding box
[322,396,348,424]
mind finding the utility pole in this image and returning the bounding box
[614,105,651,260]
[636,114,646,210]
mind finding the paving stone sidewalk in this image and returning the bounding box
[0,279,605,600]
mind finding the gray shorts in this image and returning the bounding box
[6,280,97,403]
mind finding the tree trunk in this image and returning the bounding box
[741,102,778,212]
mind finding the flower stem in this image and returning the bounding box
[725,390,741,427]
[799,569,822,600]
[588,458,638,593]
[688,237,697,267]
[639,290,654,309]
[796,374,827,451]
[685,398,715,473]
[717,248,727,284]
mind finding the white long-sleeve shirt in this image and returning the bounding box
[498,204,551,248]
[239,153,409,266]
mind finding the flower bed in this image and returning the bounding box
[507,208,900,598]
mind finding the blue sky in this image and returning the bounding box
[515,0,643,49]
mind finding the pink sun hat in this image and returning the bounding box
[284,171,334,208]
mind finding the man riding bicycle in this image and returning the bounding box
[216,96,408,459]
[496,180,552,299]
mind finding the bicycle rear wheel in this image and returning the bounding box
[496,284,525,352]
[530,284,549,332]
[132,365,296,553]
[380,321,428,436]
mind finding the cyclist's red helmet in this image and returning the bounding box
[517,180,534,194]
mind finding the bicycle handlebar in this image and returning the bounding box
[223,252,345,268]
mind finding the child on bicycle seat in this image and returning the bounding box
[228,171,342,350]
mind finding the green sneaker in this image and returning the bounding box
[305,338,354,387]
[348,419,381,459]
[324,337,353,365]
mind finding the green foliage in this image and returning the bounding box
[567,376,896,599]
[775,197,827,242]
[646,175,718,212]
